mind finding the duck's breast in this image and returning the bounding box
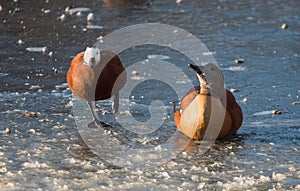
[67,52,97,101]
[180,94,210,140]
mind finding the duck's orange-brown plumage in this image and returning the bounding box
[67,46,126,125]
[67,50,126,102]
[174,63,243,140]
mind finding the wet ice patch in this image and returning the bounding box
[55,83,68,90]
[65,7,91,15]
[147,55,170,60]
[223,66,246,71]
[248,118,300,128]
[253,110,275,116]
[175,80,189,84]
[52,83,71,97]
[26,47,47,52]
[253,110,284,116]
[0,73,9,77]
[86,25,103,29]
[28,85,42,90]
[116,101,169,134]
[23,161,49,169]
[131,76,145,80]
[202,51,216,55]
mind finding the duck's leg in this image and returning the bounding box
[87,101,102,127]
[173,102,182,131]
[112,92,119,114]
[173,102,177,113]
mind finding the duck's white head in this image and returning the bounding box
[188,63,224,95]
[83,46,101,68]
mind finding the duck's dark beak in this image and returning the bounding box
[84,57,96,68]
[89,58,96,68]
[188,64,203,75]
[188,63,206,80]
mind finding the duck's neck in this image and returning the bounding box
[200,86,210,95]
[198,76,211,95]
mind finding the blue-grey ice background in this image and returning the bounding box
[0,0,299,190]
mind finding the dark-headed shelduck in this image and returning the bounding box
[173,63,243,140]
[67,46,126,126]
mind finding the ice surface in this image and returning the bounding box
[1,1,299,190]
[253,110,275,116]
[202,51,216,55]
[223,66,246,71]
[147,55,170,60]
[86,25,103,29]
[66,7,91,15]
[0,73,9,77]
[26,47,47,52]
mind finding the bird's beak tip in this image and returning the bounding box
[188,63,203,75]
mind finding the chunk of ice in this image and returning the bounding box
[147,55,170,60]
[26,47,47,52]
[202,51,216,55]
[272,172,286,181]
[161,172,170,179]
[253,110,274,116]
[0,73,9,77]
[66,7,91,15]
[224,66,246,71]
[86,25,103,29]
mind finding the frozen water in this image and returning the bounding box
[223,66,246,71]
[66,7,91,15]
[25,47,47,52]
[147,55,170,60]
[86,25,103,29]
[0,0,299,190]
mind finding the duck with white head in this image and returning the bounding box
[67,45,126,126]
